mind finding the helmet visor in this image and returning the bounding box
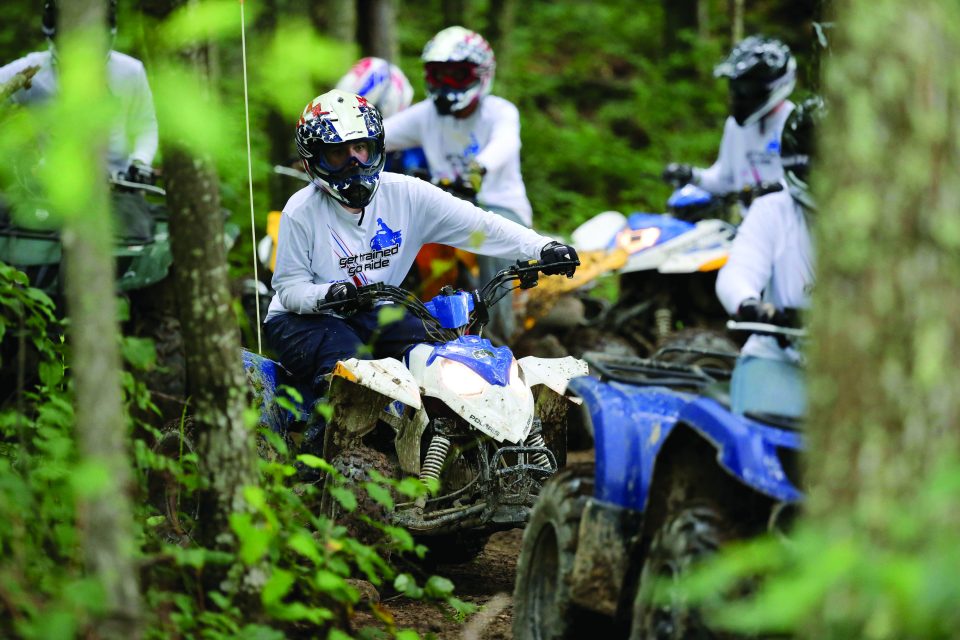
[316,139,383,174]
[425,62,480,91]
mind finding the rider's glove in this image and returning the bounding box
[662,162,694,187]
[325,281,358,305]
[736,298,783,324]
[125,160,154,185]
[539,241,580,278]
[465,160,486,194]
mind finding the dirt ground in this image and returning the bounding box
[352,449,595,639]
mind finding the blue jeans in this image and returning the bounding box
[263,305,432,393]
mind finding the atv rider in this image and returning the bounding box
[335,56,428,176]
[716,97,821,373]
[0,0,159,241]
[381,26,533,343]
[663,35,796,207]
[263,90,577,433]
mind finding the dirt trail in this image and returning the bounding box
[352,450,595,639]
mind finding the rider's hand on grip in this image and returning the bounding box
[539,241,579,278]
[125,160,155,185]
[465,160,486,194]
[662,162,693,187]
[325,281,358,307]
[736,298,783,324]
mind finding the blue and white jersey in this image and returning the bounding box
[383,95,533,226]
[695,101,794,197]
[266,172,552,321]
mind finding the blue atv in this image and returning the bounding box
[512,320,806,639]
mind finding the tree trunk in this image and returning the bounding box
[729,0,744,44]
[310,0,356,43]
[804,1,960,631]
[441,0,467,27]
[356,0,397,61]
[149,2,258,560]
[59,1,142,637]
[486,0,516,68]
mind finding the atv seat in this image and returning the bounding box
[730,356,806,423]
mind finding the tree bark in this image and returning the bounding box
[729,0,744,45]
[804,2,960,629]
[356,0,397,62]
[441,0,467,27]
[59,1,142,637]
[662,0,699,55]
[486,0,516,68]
[310,0,356,43]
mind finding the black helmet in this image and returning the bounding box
[42,0,117,40]
[714,35,796,126]
[781,96,825,209]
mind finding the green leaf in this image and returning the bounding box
[377,304,406,326]
[146,515,166,527]
[38,358,64,387]
[262,568,295,607]
[297,454,333,472]
[329,486,357,513]
[396,477,430,499]
[287,530,322,564]
[71,460,112,497]
[396,630,421,640]
[327,629,353,640]
[425,575,455,599]
[394,573,424,599]
[364,481,394,510]
[121,336,157,371]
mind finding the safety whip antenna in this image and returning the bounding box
[239,0,262,353]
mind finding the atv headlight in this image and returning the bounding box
[440,359,487,397]
[616,227,661,253]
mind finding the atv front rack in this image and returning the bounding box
[582,351,732,390]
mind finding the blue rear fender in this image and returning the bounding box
[569,376,805,513]
[676,396,803,503]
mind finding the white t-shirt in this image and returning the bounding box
[0,49,158,174]
[383,96,533,225]
[695,101,794,196]
[266,172,553,321]
[715,189,814,361]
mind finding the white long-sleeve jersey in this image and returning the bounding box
[383,96,533,226]
[695,101,794,196]
[0,49,158,174]
[265,172,553,322]
[715,189,814,361]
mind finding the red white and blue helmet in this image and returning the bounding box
[335,57,414,120]
[421,26,496,115]
[295,89,385,209]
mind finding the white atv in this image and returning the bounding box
[243,259,587,561]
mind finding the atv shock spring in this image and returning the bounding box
[420,434,451,482]
[655,307,673,342]
[524,433,553,469]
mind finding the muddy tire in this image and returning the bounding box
[420,531,491,566]
[320,445,399,545]
[629,502,736,640]
[656,329,738,373]
[146,420,200,546]
[513,464,596,639]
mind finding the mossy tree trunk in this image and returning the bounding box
[58,1,142,637]
[804,1,960,632]
[357,0,397,62]
[151,5,258,564]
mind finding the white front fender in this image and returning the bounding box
[331,358,422,410]
[519,356,590,397]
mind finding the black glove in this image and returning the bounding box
[125,160,154,185]
[539,241,579,278]
[324,281,358,306]
[736,298,783,323]
[662,162,694,187]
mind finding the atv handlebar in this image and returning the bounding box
[726,320,807,340]
[312,258,580,337]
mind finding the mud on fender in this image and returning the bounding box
[518,356,589,397]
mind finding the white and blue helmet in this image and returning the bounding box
[335,57,414,120]
[422,26,496,115]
